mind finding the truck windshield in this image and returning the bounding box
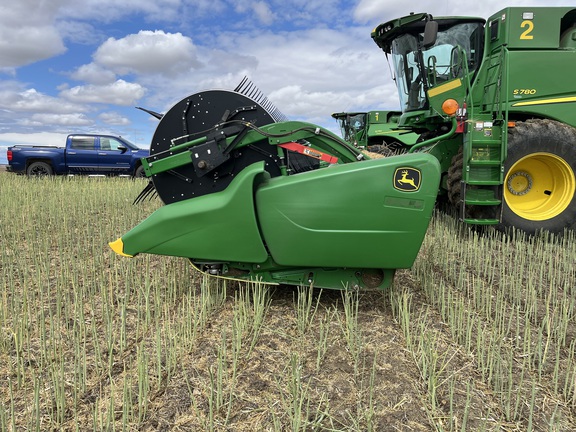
[390,22,484,112]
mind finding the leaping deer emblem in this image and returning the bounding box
[394,168,420,191]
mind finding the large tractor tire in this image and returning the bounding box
[447,146,464,206]
[446,146,481,220]
[500,119,576,235]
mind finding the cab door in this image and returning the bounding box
[67,136,99,173]
[98,137,132,174]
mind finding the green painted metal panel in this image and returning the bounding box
[255,154,441,269]
[366,123,419,146]
[119,162,269,262]
[487,7,574,50]
[505,50,576,128]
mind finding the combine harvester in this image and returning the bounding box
[110,7,576,290]
[341,6,576,234]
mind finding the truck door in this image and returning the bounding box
[67,136,99,173]
[98,137,132,174]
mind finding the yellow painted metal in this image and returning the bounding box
[511,96,576,107]
[427,78,462,97]
[504,152,575,220]
[109,238,134,258]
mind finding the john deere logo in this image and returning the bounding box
[394,168,421,192]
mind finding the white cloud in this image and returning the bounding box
[71,63,117,85]
[267,83,397,127]
[93,30,201,77]
[22,113,93,127]
[112,24,401,131]
[252,2,275,25]
[233,1,276,25]
[58,0,185,22]
[60,79,146,105]
[0,132,69,148]
[0,87,87,114]
[99,111,131,126]
[57,20,103,45]
[0,26,66,68]
[196,28,397,123]
[0,0,68,68]
[6,0,571,142]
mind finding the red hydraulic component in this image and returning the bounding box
[279,142,339,164]
[456,103,467,133]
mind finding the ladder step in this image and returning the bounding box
[467,164,501,181]
[469,160,501,166]
[471,140,501,146]
[463,218,500,225]
[467,180,501,186]
[465,198,501,205]
[465,189,501,205]
[470,146,501,160]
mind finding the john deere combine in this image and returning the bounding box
[354,6,576,234]
[110,6,576,290]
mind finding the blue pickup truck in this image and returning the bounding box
[7,134,149,176]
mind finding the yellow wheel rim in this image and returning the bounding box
[504,152,575,221]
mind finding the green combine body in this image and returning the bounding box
[110,7,576,290]
[367,6,576,234]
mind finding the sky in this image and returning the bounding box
[0,0,571,164]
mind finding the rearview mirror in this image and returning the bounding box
[423,21,438,48]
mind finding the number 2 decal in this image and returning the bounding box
[520,20,534,40]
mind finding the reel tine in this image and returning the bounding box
[234,76,287,123]
[133,181,157,205]
[234,76,249,92]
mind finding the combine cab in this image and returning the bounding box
[110,80,441,290]
[331,110,418,155]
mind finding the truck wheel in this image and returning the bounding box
[134,165,145,178]
[500,119,576,235]
[27,161,53,176]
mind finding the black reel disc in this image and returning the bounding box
[149,90,282,204]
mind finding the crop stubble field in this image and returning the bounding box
[1,172,576,431]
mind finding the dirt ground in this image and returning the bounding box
[139,279,435,431]
[119,270,515,431]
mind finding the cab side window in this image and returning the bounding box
[100,138,111,150]
[105,138,125,151]
[70,137,95,150]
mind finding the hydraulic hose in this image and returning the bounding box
[408,117,458,153]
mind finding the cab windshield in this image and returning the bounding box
[390,22,484,112]
[334,113,366,143]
